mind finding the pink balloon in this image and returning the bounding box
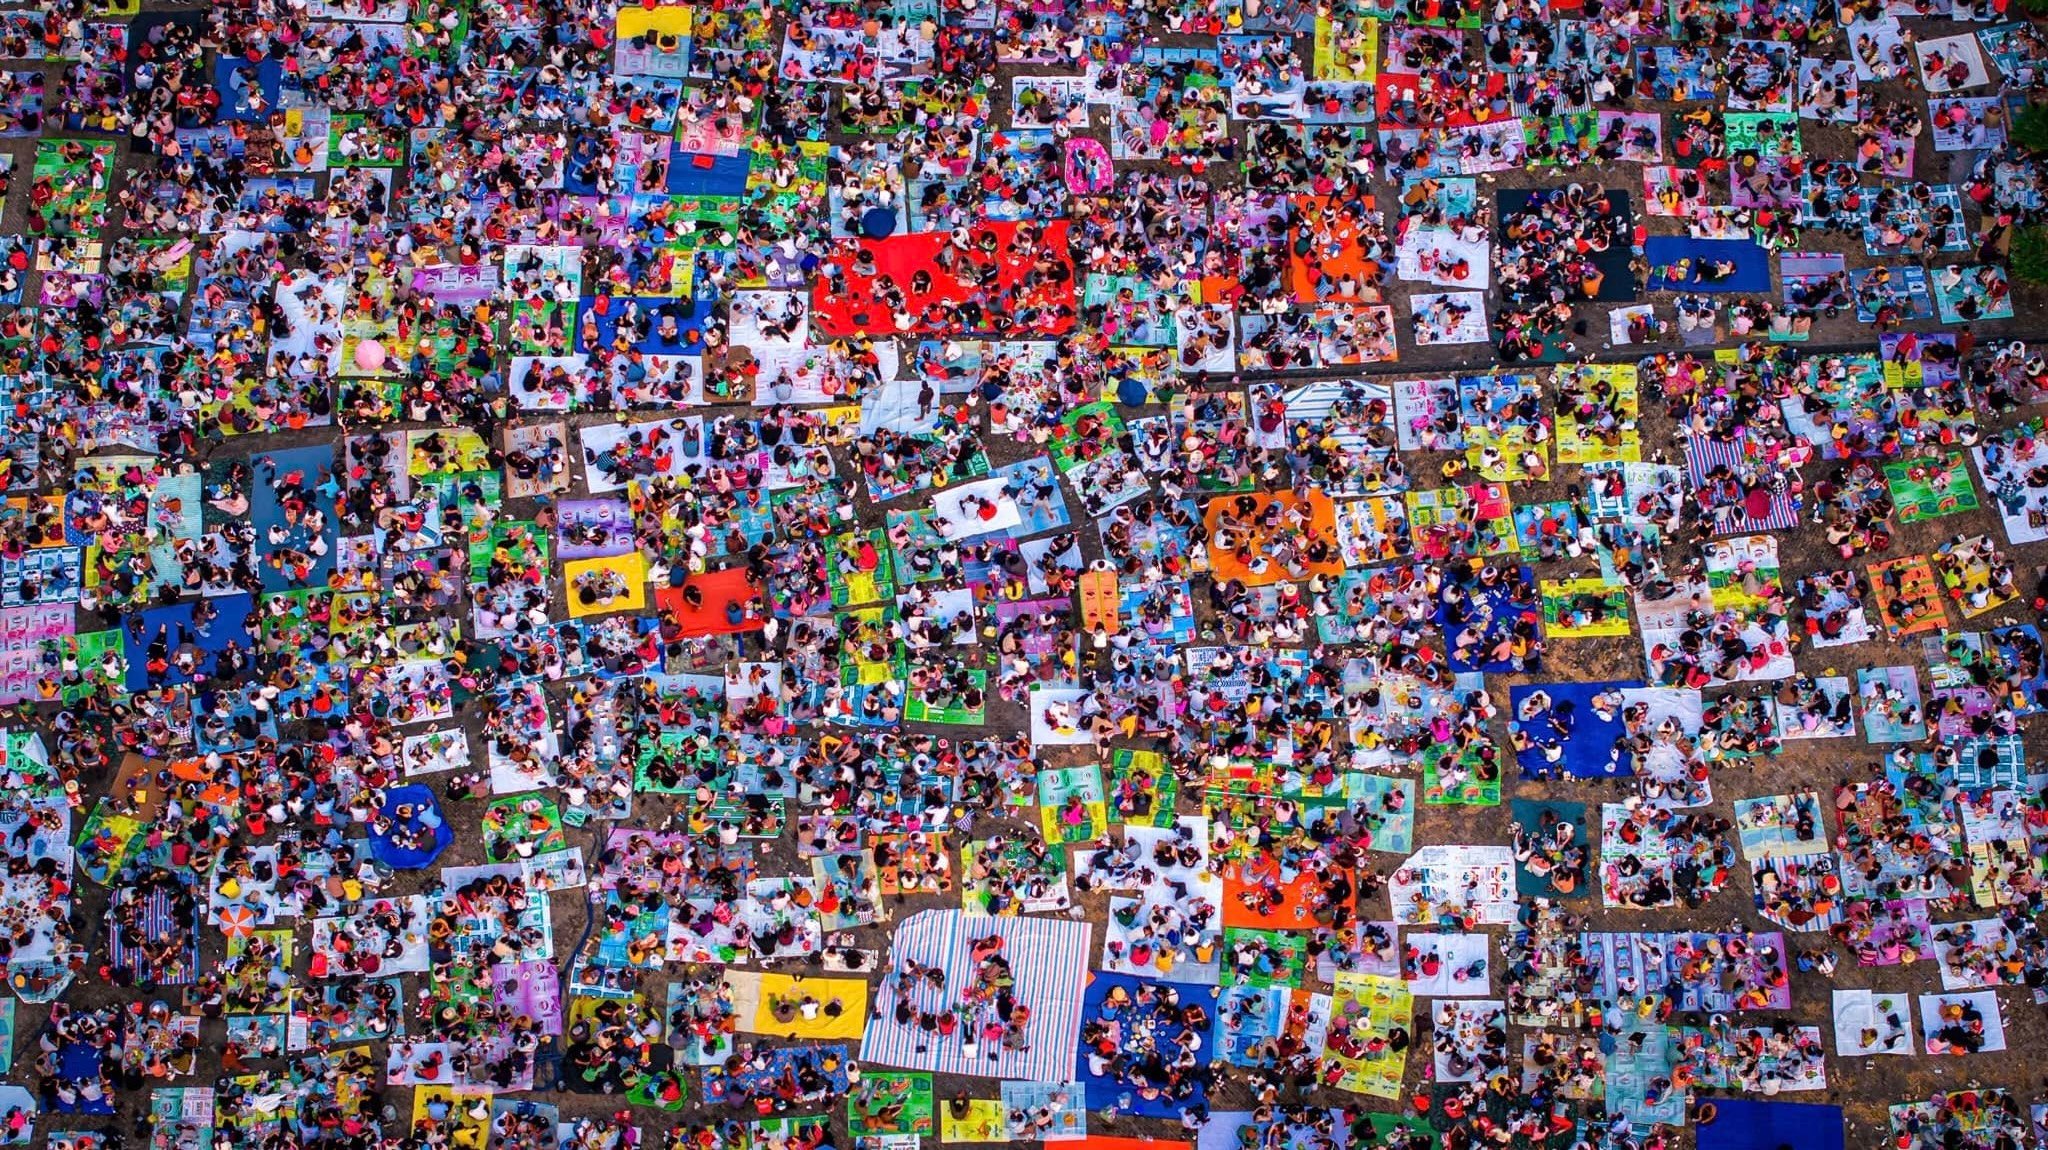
[353,339,386,371]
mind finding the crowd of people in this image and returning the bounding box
[1,0,2047,1149]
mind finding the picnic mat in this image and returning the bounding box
[722,970,868,1040]
[1644,237,1773,294]
[862,911,1092,1083]
[1698,1101,1845,1150]
[653,566,767,637]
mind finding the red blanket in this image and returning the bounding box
[811,220,1077,337]
[654,566,767,637]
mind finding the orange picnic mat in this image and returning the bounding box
[1203,491,1346,587]
[654,566,768,637]
[1289,194,1386,303]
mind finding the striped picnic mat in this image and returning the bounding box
[860,909,1092,1083]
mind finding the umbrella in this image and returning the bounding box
[217,905,256,937]
[860,207,897,239]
